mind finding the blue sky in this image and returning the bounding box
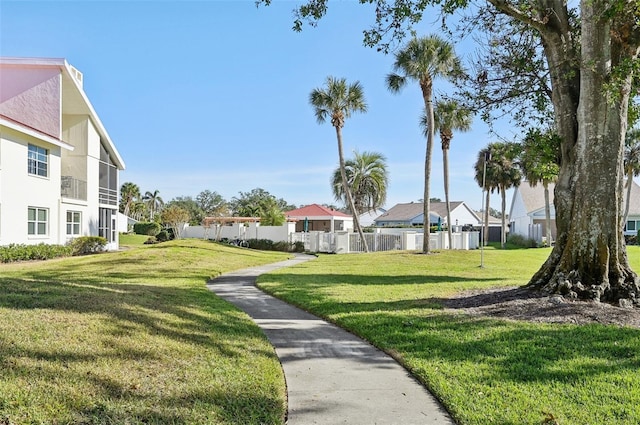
[1,0,516,211]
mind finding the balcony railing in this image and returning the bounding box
[61,176,87,201]
[99,187,118,206]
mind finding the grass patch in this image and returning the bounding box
[119,233,151,247]
[257,246,640,425]
[0,239,291,424]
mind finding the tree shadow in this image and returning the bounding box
[0,270,284,424]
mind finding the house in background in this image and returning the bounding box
[509,180,640,242]
[286,204,353,233]
[0,57,125,249]
[374,201,480,229]
[509,181,556,242]
[358,207,386,227]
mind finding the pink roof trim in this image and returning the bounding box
[286,203,350,218]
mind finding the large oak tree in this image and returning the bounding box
[260,0,640,306]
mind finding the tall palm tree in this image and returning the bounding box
[520,128,561,245]
[143,190,164,221]
[475,142,522,249]
[624,128,640,227]
[310,76,370,252]
[331,150,388,216]
[424,99,472,249]
[119,182,140,218]
[387,35,463,254]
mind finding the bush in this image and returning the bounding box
[133,222,162,236]
[0,243,72,263]
[244,239,305,253]
[625,234,638,246]
[69,236,107,255]
[144,237,159,244]
[507,233,538,248]
[156,230,170,242]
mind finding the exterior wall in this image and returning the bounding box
[449,206,480,227]
[0,126,64,245]
[1,59,124,250]
[508,189,530,237]
[0,65,61,138]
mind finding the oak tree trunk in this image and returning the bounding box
[524,0,640,306]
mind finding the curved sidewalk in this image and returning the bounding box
[207,254,454,425]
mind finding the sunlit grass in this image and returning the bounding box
[257,246,640,425]
[0,239,291,424]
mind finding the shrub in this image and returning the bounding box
[156,230,170,242]
[626,234,638,246]
[133,222,162,236]
[507,233,538,248]
[0,243,72,263]
[69,236,107,255]
[144,237,159,244]
[245,239,305,253]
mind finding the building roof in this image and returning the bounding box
[515,181,556,214]
[286,204,351,218]
[375,201,475,223]
[0,56,125,170]
[375,202,426,222]
[626,180,640,216]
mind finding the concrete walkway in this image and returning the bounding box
[207,254,454,425]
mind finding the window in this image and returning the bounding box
[627,220,637,232]
[66,211,81,236]
[28,207,48,236]
[28,144,48,177]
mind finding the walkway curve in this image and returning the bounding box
[207,254,454,425]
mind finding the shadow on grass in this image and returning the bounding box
[257,273,640,389]
[0,269,284,424]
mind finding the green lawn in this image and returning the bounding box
[256,246,640,425]
[119,232,151,247]
[0,239,291,425]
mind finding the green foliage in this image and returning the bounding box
[507,233,539,248]
[229,188,294,217]
[155,230,170,242]
[133,221,162,236]
[520,128,561,185]
[246,239,305,252]
[0,243,72,263]
[261,205,287,226]
[332,150,388,214]
[165,196,204,225]
[68,236,108,255]
[196,190,229,217]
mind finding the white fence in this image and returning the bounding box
[183,222,296,242]
[182,222,479,254]
[291,230,479,253]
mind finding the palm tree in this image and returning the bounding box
[475,142,522,248]
[424,99,472,249]
[310,76,370,252]
[143,190,164,221]
[520,128,561,245]
[624,128,640,229]
[387,35,463,253]
[331,150,388,216]
[119,182,140,218]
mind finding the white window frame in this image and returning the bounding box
[28,207,48,236]
[28,144,48,177]
[66,211,82,236]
